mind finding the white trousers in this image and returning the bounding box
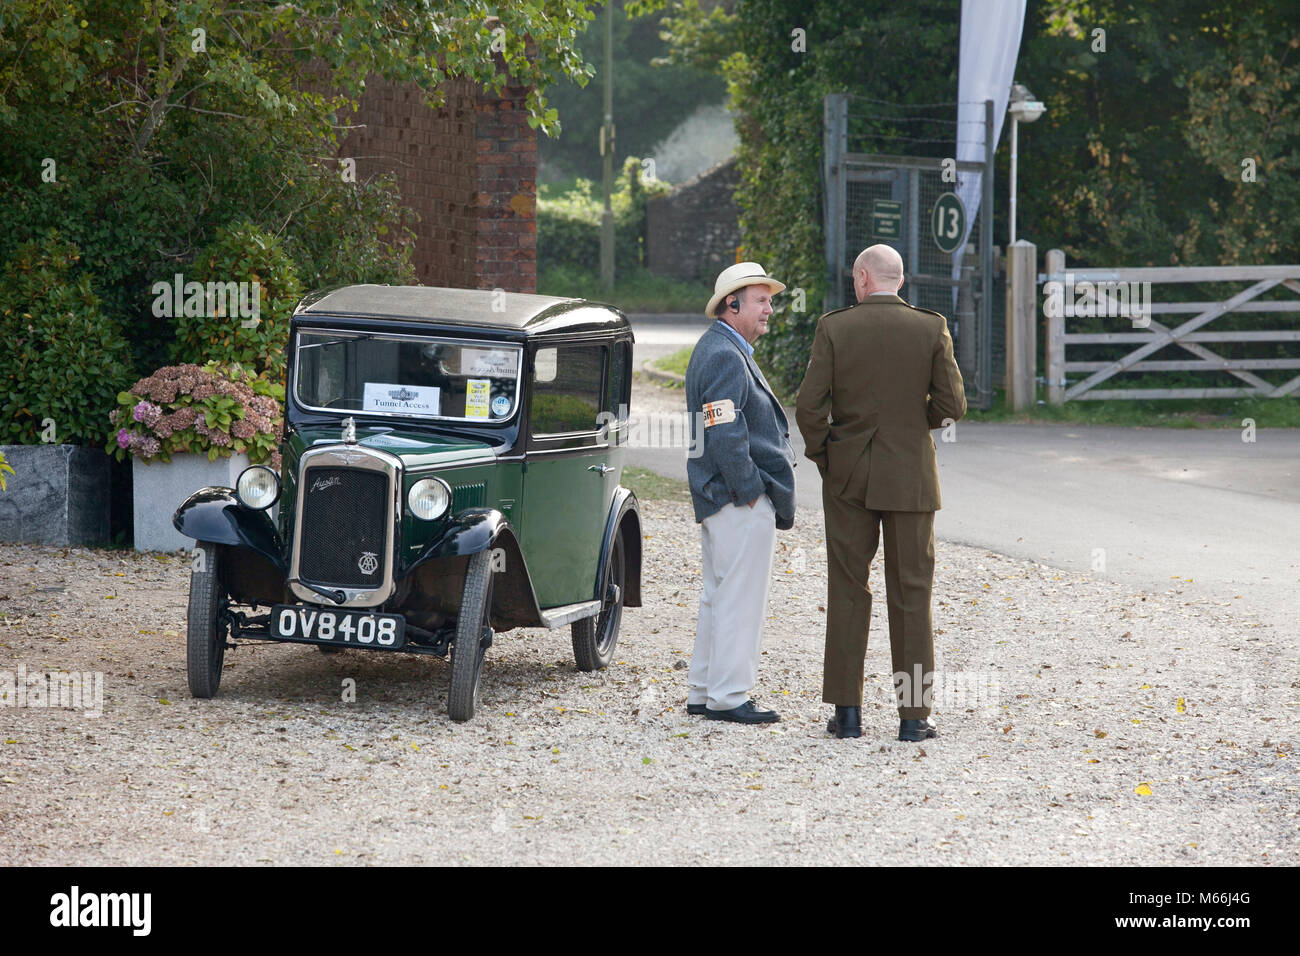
[688,495,777,711]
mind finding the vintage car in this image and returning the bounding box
[173,285,642,720]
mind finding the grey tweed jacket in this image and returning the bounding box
[685,321,797,530]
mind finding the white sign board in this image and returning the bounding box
[362,382,440,414]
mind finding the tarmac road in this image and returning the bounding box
[626,313,1300,637]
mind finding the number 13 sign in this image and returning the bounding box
[931,192,967,255]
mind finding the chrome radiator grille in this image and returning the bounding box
[298,466,389,588]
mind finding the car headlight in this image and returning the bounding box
[236,465,281,510]
[408,477,451,520]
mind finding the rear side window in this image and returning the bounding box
[530,345,606,434]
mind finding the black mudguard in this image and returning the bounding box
[172,487,287,573]
[599,486,643,607]
[405,509,545,629]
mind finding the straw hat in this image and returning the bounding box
[705,261,786,318]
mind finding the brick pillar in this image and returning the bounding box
[339,64,536,292]
[472,78,537,293]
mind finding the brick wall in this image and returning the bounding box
[341,69,537,292]
[645,157,741,281]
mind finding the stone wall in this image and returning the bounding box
[645,157,741,281]
[341,68,537,292]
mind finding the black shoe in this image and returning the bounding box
[898,716,938,742]
[705,700,780,724]
[686,702,707,716]
[827,705,861,738]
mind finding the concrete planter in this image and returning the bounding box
[0,444,113,546]
[133,452,250,552]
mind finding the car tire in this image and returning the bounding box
[186,542,227,698]
[448,549,494,722]
[572,531,625,672]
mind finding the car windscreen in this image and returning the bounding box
[294,330,523,423]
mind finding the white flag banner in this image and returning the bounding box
[955,0,1027,269]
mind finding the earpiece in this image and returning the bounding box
[728,297,740,312]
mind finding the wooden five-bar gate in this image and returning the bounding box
[1040,249,1300,403]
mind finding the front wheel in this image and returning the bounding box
[572,531,625,671]
[186,543,227,698]
[448,550,494,721]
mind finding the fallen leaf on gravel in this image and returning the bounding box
[158,698,172,705]
[410,742,420,751]
[642,757,653,765]
[1094,730,1107,738]
[4,739,17,744]
[1134,783,1153,796]
[1176,697,1186,713]
[1087,759,1099,763]
[0,777,16,784]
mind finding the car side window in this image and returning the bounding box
[606,341,630,419]
[530,344,606,435]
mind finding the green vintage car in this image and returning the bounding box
[173,285,642,720]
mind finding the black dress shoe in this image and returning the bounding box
[705,700,780,724]
[686,702,707,716]
[898,716,938,742]
[827,705,861,738]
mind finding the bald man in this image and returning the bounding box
[795,244,966,741]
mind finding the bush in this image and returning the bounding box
[283,167,418,289]
[0,232,134,446]
[169,222,304,382]
[108,362,285,470]
[538,157,670,274]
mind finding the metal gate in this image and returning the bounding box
[822,94,998,409]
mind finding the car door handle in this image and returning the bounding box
[588,463,613,475]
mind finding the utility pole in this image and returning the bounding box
[599,1,615,292]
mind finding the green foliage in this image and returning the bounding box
[0,0,595,377]
[659,0,960,393]
[169,223,303,381]
[537,264,704,312]
[654,345,693,377]
[0,232,134,446]
[539,1,725,182]
[654,0,1300,395]
[538,157,671,273]
[108,362,285,468]
[0,452,14,491]
[1016,0,1300,269]
[283,169,417,289]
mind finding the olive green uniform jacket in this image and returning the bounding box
[795,294,966,511]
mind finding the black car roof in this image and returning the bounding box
[294,285,629,336]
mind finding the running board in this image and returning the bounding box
[538,600,601,629]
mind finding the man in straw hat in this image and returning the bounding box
[795,244,966,741]
[683,262,797,724]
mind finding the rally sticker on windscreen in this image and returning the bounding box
[465,379,490,418]
[363,382,440,414]
[461,347,519,377]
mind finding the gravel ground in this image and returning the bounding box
[1,486,1295,866]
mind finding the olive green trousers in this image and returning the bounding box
[820,485,936,719]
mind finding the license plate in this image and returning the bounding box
[270,605,406,649]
